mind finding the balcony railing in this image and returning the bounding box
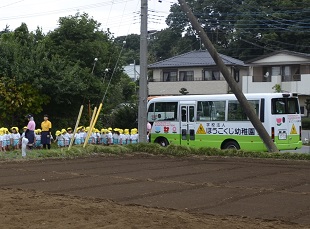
[149,78,225,82]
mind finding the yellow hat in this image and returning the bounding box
[118,129,123,134]
[67,127,72,131]
[56,130,61,136]
[61,129,67,134]
[23,126,27,129]
[11,127,19,132]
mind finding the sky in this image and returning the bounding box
[0,0,177,37]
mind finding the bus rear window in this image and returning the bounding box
[272,98,299,114]
[148,102,178,121]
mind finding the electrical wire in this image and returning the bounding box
[0,0,25,9]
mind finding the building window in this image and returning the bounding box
[203,69,220,81]
[281,65,300,82]
[162,70,177,82]
[263,67,271,82]
[179,71,194,81]
[254,65,301,82]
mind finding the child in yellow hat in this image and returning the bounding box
[35,129,42,149]
[54,130,64,147]
[74,127,82,145]
[130,128,139,144]
[10,127,21,150]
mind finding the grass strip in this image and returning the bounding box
[0,143,309,161]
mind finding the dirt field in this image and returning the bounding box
[0,154,309,228]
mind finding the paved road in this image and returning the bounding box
[0,155,309,226]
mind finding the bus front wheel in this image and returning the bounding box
[156,138,169,147]
[222,141,240,150]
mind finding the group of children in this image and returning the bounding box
[0,127,21,151]
[54,126,140,147]
[0,126,141,151]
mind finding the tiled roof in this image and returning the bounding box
[148,50,246,69]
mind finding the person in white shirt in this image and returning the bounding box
[67,127,73,144]
[34,129,42,149]
[113,128,120,145]
[123,129,130,145]
[107,128,113,145]
[11,127,21,150]
[118,129,124,145]
[3,128,11,151]
[130,128,139,144]
[54,130,64,147]
[61,129,70,147]
[100,129,107,145]
[74,128,82,145]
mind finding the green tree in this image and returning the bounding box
[166,0,310,60]
[0,13,136,128]
[0,77,49,127]
[109,103,138,129]
[39,13,126,126]
[115,34,140,65]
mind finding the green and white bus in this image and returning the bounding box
[147,93,302,151]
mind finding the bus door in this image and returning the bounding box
[272,98,290,145]
[180,102,196,146]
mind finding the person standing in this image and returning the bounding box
[25,114,36,149]
[41,114,52,149]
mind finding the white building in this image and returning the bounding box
[124,64,140,81]
[243,50,310,115]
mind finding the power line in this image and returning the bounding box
[0,0,25,9]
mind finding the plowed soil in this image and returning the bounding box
[0,154,309,228]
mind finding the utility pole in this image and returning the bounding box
[178,0,279,152]
[138,0,148,143]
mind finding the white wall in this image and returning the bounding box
[148,81,228,95]
[242,74,310,94]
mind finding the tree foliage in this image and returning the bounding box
[0,13,136,129]
[165,0,309,60]
[0,78,49,127]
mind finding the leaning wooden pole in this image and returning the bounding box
[68,105,84,150]
[89,103,103,142]
[178,0,279,152]
[83,106,97,148]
